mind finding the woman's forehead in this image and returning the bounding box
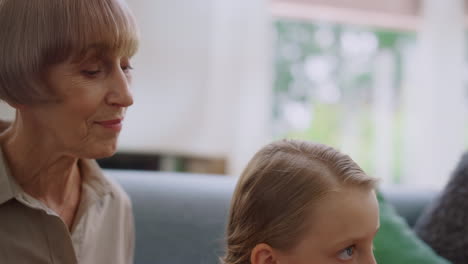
[70,43,134,64]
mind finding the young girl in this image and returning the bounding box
[224,140,379,264]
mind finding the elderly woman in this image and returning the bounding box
[0,0,139,263]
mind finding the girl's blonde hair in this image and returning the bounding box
[223,139,377,264]
[0,0,139,105]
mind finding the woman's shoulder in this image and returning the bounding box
[414,152,468,263]
[450,152,468,182]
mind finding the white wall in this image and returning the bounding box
[120,0,221,156]
[122,0,273,174]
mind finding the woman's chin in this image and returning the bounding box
[85,144,118,160]
[94,150,117,160]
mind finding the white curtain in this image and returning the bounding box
[403,0,467,188]
[373,51,396,184]
[123,0,273,175]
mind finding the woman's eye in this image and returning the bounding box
[121,65,134,73]
[82,70,101,77]
[337,246,355,261]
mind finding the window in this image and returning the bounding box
[273,19,421,185]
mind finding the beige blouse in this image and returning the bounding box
[0,147,135,264]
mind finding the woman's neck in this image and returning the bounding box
[0,118,81,207]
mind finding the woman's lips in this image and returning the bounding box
[94,119,123,132]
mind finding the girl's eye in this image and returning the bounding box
[337,246,355,261]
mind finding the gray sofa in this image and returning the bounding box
[106,170,438,264]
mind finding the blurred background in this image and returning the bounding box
[2,0,467,189]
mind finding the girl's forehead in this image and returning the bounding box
[304,188,379,245]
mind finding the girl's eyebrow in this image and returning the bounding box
[331,226,380,249]
[331,237,358,250]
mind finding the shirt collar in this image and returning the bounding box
[0,146,21,205]
[78,159,114,201]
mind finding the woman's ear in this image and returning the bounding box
[250,243,280,264]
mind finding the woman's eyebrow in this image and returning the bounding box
[73,44,110,64]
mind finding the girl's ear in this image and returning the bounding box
[251,243,280,264]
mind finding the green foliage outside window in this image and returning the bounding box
[273,19,415,182]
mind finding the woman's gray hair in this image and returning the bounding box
[0,0,139,105]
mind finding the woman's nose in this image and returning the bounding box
[106,69,134,108]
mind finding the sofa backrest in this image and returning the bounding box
[106,170,438,264]
[108,170,235,264]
